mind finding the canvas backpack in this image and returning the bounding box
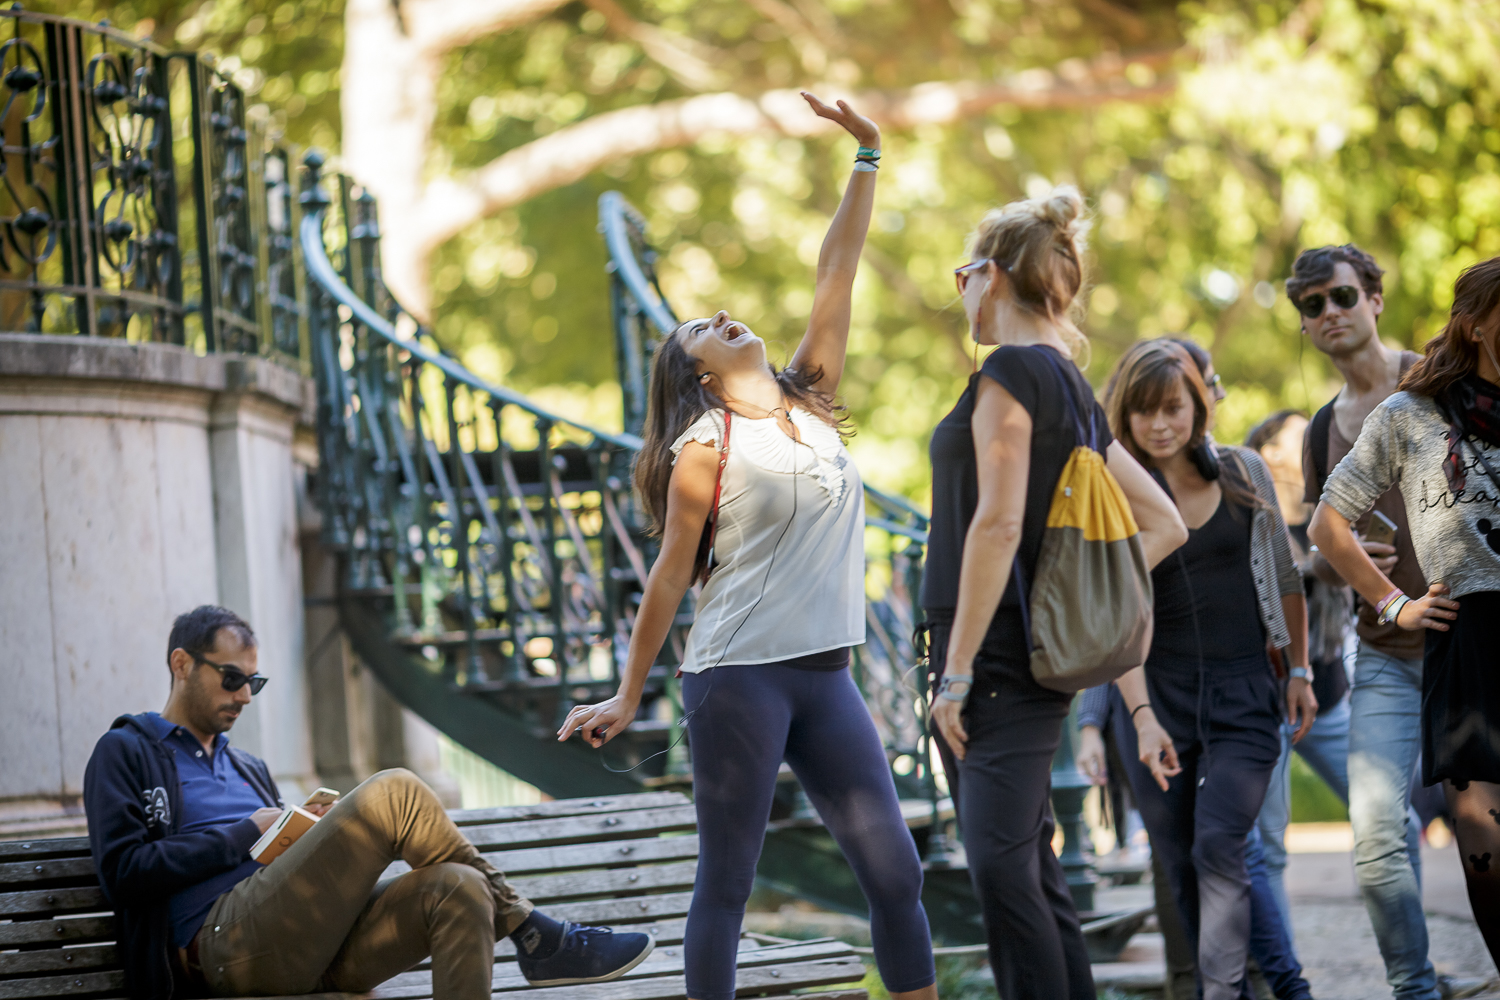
[1011,351,1155,692]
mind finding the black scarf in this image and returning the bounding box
[1436,372,1500,493]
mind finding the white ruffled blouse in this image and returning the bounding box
[668,407,866,671]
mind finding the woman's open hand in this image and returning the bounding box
[557,694,637,748]
[801,91,880,149]
[1286,675,1318,743]
[1076,725,1107,786]
[1134,707,1181,792]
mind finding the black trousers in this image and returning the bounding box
[928,622,1094,1000]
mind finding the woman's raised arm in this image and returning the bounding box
[790,92,879,395]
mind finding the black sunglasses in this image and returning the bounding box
[191,653,269,694]
[1293,285,1360,319]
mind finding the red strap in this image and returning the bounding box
[699,410,731,584]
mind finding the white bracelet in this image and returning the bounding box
[937,675,973,702]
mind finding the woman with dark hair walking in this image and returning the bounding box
[557,94,937,1000]
[923,187,1186,1000]
[1102,339,1315,1000]
[1310,256,1500,964]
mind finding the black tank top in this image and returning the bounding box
[1149,495,1265,662]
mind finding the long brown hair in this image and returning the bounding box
[1104,339,1261,511]
[1401,256,1500,398]
[632,327,849,558]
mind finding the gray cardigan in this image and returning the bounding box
[1224,444,1303,654]
[1323,390,1500,600]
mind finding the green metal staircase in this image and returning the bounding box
[297,156,986,941]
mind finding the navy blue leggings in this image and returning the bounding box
[681,663,936,1000]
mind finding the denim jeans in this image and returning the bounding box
[1257,696,1352,933]
[1346,645,1438,1000]
[1245,825,1312,1000]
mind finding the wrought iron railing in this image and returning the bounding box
[0,8,304,362]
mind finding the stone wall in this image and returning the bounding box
[0,335,317,813]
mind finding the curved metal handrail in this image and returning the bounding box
[300,210,643,452]
[599,191,678,337]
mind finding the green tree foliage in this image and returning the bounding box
[66,0,1500,501]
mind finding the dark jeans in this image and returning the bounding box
[1107,686,1310,999]
[682,663,935,1000]
[1124,653,1283,1000]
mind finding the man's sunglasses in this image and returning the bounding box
[1293,285,1360,319]
[191,653,268,694]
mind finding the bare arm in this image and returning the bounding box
[1102,444,1186,789]
[1114,665,1181,791]
[1105,440,1188,569]
[789,93,879,395]
[557,442,717,746]
[1308,501,1458,632]
[1280,593,1317,742]
[928,378,1030,760]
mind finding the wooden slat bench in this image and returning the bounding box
[0,791,868,1000]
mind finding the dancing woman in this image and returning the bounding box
[558,95,937,1000]
[1310,256,1500,966]
[924,187,1185,1000]
[1103,339,1314,1000]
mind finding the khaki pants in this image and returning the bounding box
[196,768,532,999]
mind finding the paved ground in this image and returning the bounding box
[1286,841,1496,999]
[750,832,1500,998]
[1096,839,1498,998]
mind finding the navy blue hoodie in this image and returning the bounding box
[83,714,280,1000]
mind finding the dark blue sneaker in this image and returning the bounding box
[516,921,655,986]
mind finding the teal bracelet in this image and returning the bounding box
[856,146,881,159]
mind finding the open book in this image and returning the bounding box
[248,788,341,865]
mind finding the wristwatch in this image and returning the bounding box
[1289,666,1312,681]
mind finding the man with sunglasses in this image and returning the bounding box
[84,605,652,1000]
[1286,246,1437,1000]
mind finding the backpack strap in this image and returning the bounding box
[1307,399,1336,500]
[697,410,731,585]
[1032,346,1099,450]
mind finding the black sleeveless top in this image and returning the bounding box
[922,345,1113,660]
[1149,495,1264,663]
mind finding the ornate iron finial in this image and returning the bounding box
[299,149,330,209]
[351,188,380,242]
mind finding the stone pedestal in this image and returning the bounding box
[0,335,317,808]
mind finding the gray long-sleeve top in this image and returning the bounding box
[1322,391,1500,600]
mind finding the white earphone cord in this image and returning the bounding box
[601,417,806,774]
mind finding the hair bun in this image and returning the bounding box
[1038,185,1084,231]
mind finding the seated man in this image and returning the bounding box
[84,605,652,1000]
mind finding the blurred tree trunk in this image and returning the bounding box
[341,0,1178,321]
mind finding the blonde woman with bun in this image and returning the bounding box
[922,187,1186,1000]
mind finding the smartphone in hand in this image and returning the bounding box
[1363,510,1398,547]
[303,787,341,809]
